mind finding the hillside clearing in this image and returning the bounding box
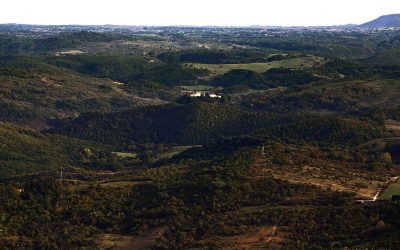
[97,227,167,250]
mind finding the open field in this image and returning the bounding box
[215,225,284,249]
[190,56,325,76]
[99,180,150,188]
[55,50,86,56]
[158,145,201,159]
[179,85,218,91]
[379,183,400,199]
[112,152,138,158]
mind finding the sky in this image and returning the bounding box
[1,0,399,26]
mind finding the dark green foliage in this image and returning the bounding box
[323,58,370,78]
[221,84,250,94]
[47,54,209,87]
[46,54,149,82]
[263,68,319,87]
[50,103,384,146]
[211,69,266,88]
[158,48,269,64]
[129,64,209,86]
[211,68,319,89]
[35,31,119,51]
[0,124,111,178]
[0,31,125,54]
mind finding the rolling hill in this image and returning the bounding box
[0,56,165,127]
[360,14,400,29]
[0,123,110,178]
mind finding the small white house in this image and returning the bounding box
[189,92,202,97]
[187,91,222,98]
[209,93,222,98]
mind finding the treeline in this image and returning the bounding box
[50,103,385,146]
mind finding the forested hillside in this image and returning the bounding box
[50,103,385,146]
[0,123,111,178]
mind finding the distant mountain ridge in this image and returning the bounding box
[360,14,400,28]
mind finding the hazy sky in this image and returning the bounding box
[1,0,399,26]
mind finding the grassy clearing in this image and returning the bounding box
[99,181,149,188]
[112,152,138,158]
[180,85,215,91]
[158,145,201,160]
[190,56,325,76]
[67,180,150,191]
[231,87,287,97]
[379,183,400,199]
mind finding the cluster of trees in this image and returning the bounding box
[245,202,400,249]
[0,179,130,248]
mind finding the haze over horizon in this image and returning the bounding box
[1,0,400,27]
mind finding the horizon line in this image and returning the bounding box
[0,22,365,28]
[1,13,399,29]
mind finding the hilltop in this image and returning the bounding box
[360,14,400,29]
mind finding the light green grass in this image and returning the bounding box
[190,56,325,76]
[99,181,149,188]
[379,183,400,199]
[180,85,216,91]
[112,152,138,158]
[159,145,201,159]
